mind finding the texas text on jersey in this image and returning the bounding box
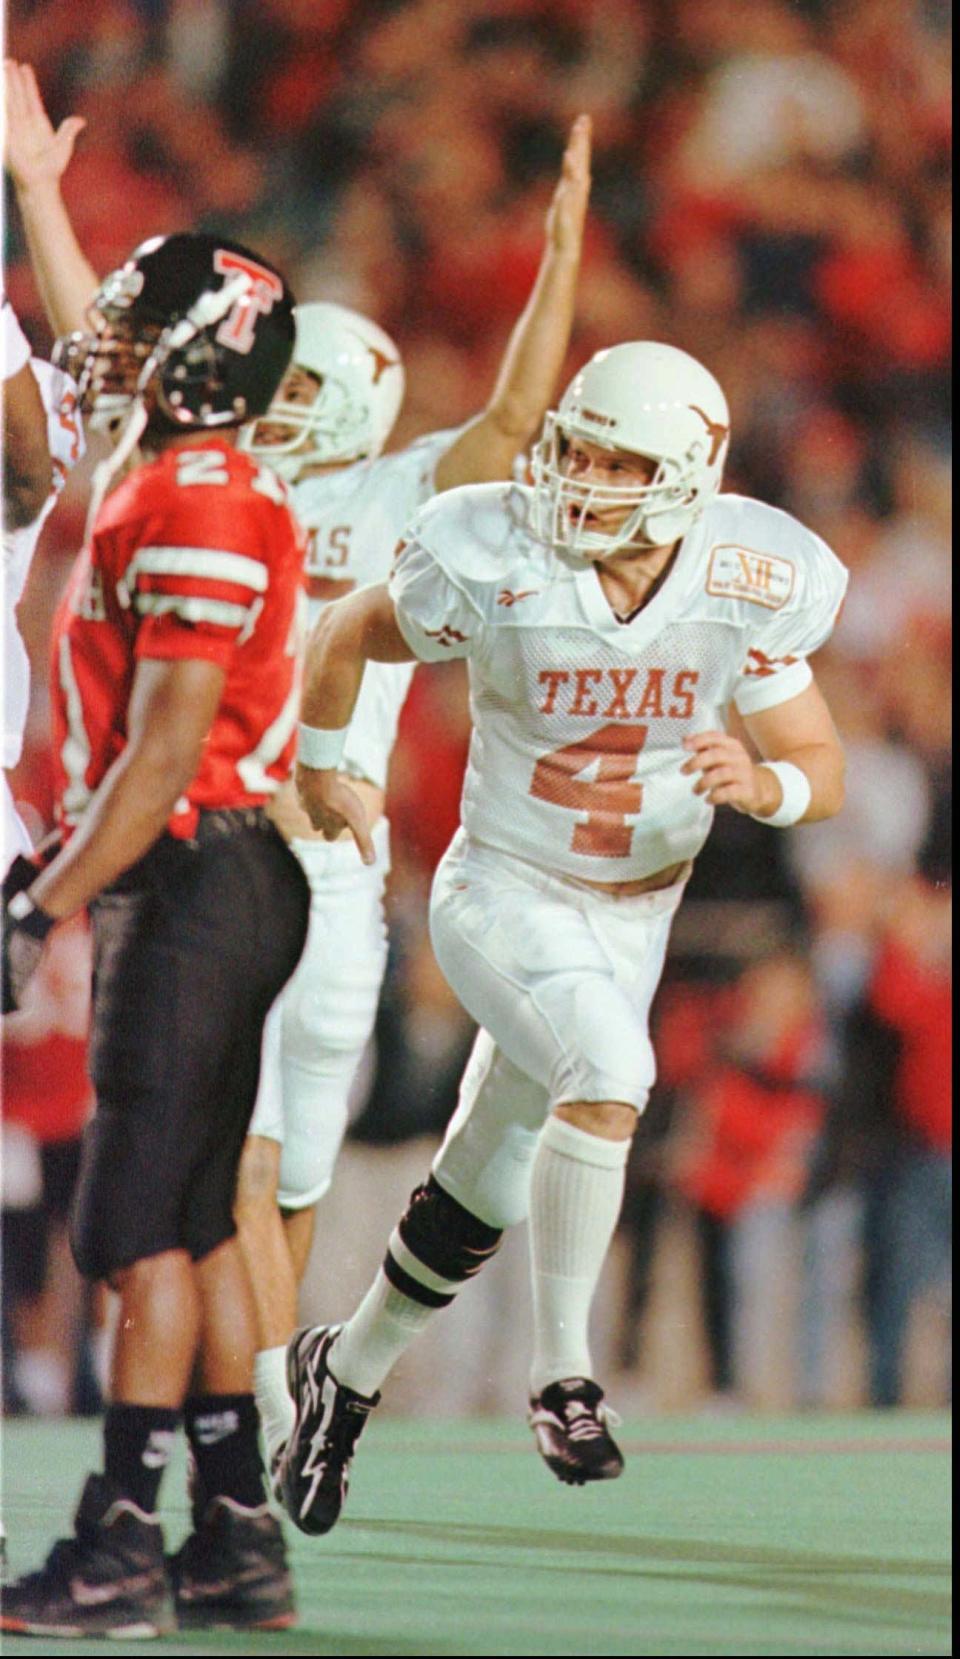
[50,438,306,839]
[389,483,849,884]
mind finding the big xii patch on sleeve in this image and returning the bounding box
[705,545,795,610]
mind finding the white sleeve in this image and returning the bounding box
[733,532,848,715]
[2,299,32,380]
[388,535,482,662]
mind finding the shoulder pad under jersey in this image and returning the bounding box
[406,481,545,587]
[698,492,848,627]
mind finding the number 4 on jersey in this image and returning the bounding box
[530,724,648,857]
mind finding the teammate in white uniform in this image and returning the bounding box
[3,309,85,873]
[1,297,83,1584]
[278,340,848,1532]
[3,294,53,534]
[230,117,592,1473]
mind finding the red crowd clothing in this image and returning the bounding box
[676,1023,825,1220]
[49,438,306,841]
[2,1030,91,1144]
[869,936,952,1153]
[677,1067,823,1219]
[1,917,93,1144]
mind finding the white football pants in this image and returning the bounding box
[429,831,685,1230]
[248,817,390,1210]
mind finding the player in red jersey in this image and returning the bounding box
[1,233,309,1639]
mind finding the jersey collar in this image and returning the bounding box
[573,515,706,649]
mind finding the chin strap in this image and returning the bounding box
[81,399,149,551]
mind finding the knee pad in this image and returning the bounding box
[432,1032,550,1229]
[384,1176,503,1307]
[280,896,386,1068]
[276,1082,350,1211]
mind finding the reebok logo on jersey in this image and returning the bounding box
[705,545,795,610]
[497,588,540,607]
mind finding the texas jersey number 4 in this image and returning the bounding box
[530,723,648,857]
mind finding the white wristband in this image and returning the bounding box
[752,761,812,828]
[297,722,347,770]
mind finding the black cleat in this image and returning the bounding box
[278,1324,379,1535]
[528,1377,625,1486]
[268,1442,287,1508]
[169,1496,296,1631]
[0,1473,174,1639]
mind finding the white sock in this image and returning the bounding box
[528,1114,630,1397]
[15,1349,69,1416]
[330,1268,437,1399]
[254,1346,295,1465]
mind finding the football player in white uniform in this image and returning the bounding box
[231,115,593,1476]
[3,294,53,531]
[3,301,85,874]
[1,296,84,1585]
[277,339,848,1532]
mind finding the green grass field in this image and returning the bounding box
[1,1412,951,1656]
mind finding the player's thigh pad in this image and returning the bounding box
[248,821,390,1210]
[73,826,308,1279]
[432,1028,549,1229]
[430,833,682,1111]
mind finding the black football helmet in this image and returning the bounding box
[55,232,296,435]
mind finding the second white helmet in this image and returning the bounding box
[239,300,404,479]
[531,341,730,557]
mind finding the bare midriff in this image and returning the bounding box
[267,775,385,843]
[575,859,691,898]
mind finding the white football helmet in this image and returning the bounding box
[238,301,404,479]
[531,342,730,558]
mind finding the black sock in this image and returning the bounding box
[184,1393,266,1513]
[103,1403,180,1514]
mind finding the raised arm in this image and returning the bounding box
[297,583,415,858]
[4,59,99,337]
[433,114,592,493]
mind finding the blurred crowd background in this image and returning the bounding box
[2,0,951,1420]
